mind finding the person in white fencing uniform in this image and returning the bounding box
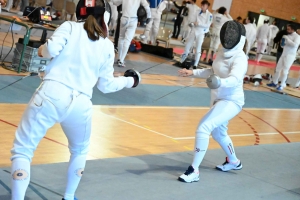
[267,24,300,91]
[181,0,199,43]
[141,0,171,45]
[111,0,151,67]
[244,16,256,56]
[256,19,271,63]
[108,0,118,36]
[177,21,247,183]
[207,6,232,63]
[180,0,212,69]
[180,1,189,40]
[9,1,142,200]
[266,20,279,55]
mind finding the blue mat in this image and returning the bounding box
[0,75,300,108]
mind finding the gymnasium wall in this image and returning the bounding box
[196,0,300,22]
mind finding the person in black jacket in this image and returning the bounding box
[114,5,122,53]
[273,29,288,63]
[172,0,186,39]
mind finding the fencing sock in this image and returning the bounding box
[64,155,87,200]
[191,135,209,172]
[11,158,30,200]
[217,136,238,163]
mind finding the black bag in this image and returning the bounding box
[140,43,174,59]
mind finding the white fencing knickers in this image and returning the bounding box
[272,54,296,88]
[142,16,161,44]
[192,100,242,168]
[209,28,221,53]
[118,16,138,63]
[256,39,268,62]
[181,17,190,39]
[10,80,92,200]
[181,29,205,67]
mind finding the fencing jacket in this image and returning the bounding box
[148,0,170,18]
[192,36,248,107]
[211,13,232,32]
[256,23,271,41]
[282,32,300,56]
[41,22,134,98]
[195,9,213,34]
[186,3,200,24]
[244,23,256,44]
[111,0,151,18]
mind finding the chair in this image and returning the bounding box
[64,1,76,21]
[156,27,173,48]
[34,0,46,7]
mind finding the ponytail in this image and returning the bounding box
[84,15,107,41]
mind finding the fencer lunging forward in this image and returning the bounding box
[177,21,247,183]
[111,0,151,67]
[9,1,141,199]
[180,0,212,69]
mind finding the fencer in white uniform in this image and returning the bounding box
[267,21,279,54]
[177,21,247,183]
[244,16,257,56]
[256,20,271,63]
[267,24,300,91]
[208,6,232,62]
[181,0,200,43]
[10,1,141,199]
[141,0,171,44]
[180,0,212,69]
[108,1,118,35]
[111,0,151,67]
[181,2,189,40]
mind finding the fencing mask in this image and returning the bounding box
[76,0,111,27]
[220,20,246,49]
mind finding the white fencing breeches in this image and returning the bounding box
[256,39,268,62]
[182,18,190,39]
[272,54,295,87]
[209,30,220,52]
[191,100,241,168]
[181,30,205,66]
[142,17,161,44]
[109,1,118,30]
[11,80,92,200]
[118,17,138,63]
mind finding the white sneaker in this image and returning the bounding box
[118,61,125,68]
[216,157,243,172]
[180,54,187,63]
[178,165,199,183]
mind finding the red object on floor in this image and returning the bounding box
[248,60,300,71]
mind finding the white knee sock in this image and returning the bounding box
[217,136,238,163]
[120,40,130,62]
[64,155,87,200]
[272,71,280,84]
[11,158,30,200]
[118,38,124,61]
[191,136,209,171]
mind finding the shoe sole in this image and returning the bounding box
[215,164,243,172]
[177,177,199,183]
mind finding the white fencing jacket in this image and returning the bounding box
[195,9,213,34]
[41,22,134,98]
[256,23,271,41]
[282,32,300,56]
[186,3,200,24]
[211,13,232,33]
[111,0,151,18]
[192,36,248,107]
[244,23,256,44]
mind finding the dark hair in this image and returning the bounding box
[248,16,254,23]
[192,0,196,3]
[237,16,242,20]
[272,20,277,25]
[201,0,210,6]
[218,7,226,15]
[84,15,107,41]
[287,24,296,31]
[264,19,269,24]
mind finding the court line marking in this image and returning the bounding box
[173,131,300,140]
[100,112,174,139]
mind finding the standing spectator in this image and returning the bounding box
[172,0,186,39]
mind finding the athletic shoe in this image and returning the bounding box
[178,165,199,183]
[17,11,23,16]
[208,59,213,66]
[181,39,186,44]
[267,82,277,87]
[2,7,10,12]
[180,54,187,63]
[114,47,118,54]
[276,86,283,91]
[115,59,120,64]
[216,157,243,172]
[118,61,125,68]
